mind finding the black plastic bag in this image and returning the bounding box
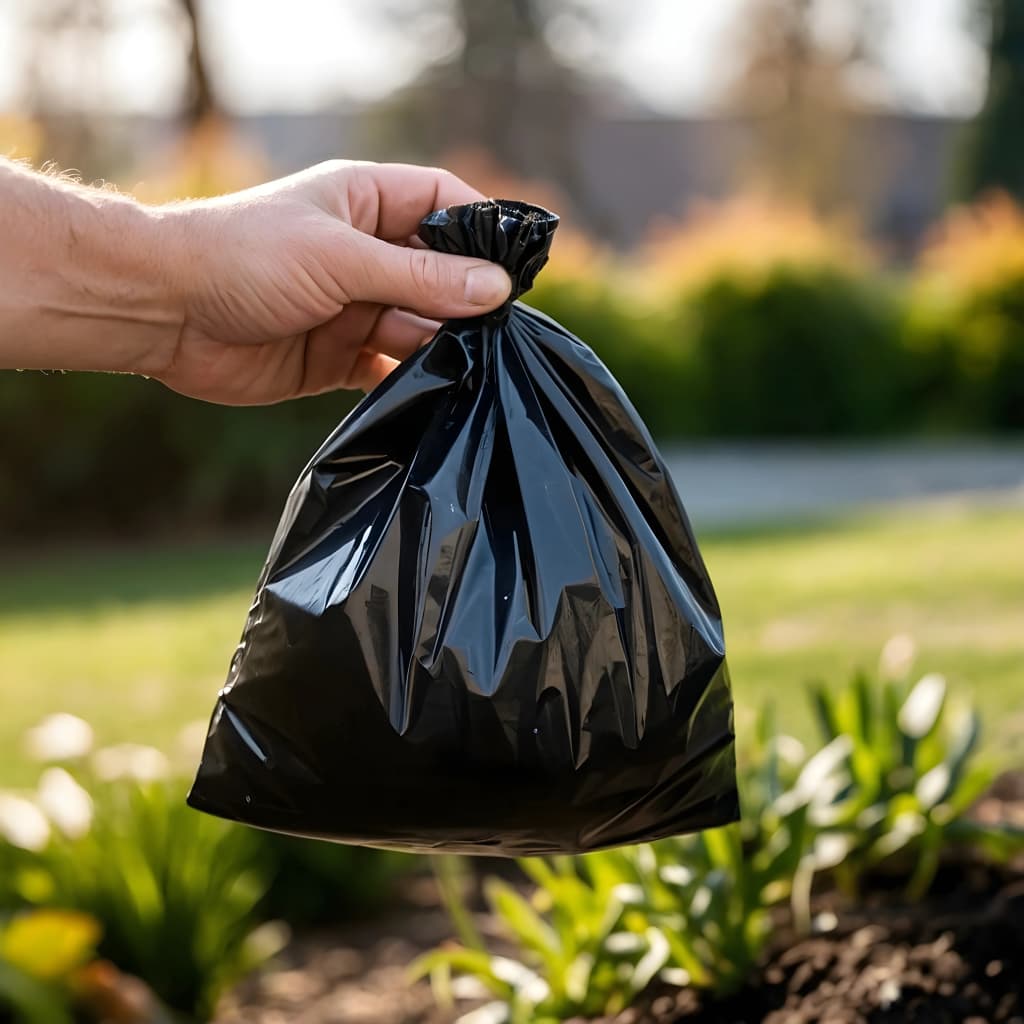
[188,200,737,855]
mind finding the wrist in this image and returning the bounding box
[61,186,187,377]
[0,162,186,375]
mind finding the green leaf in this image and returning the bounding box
[661,926,712,989]
[808,684,841,742]
[947,820,1024,863]
[409,947,512,999]
[701,827,742,875]
[0,960,74,1024]
[942,761,997,816]
[486,879,562,962]
[851,673,874,746]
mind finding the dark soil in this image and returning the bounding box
[616,861,1024,1024]
[218,774,1024,1024]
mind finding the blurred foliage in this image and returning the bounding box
[1,771,277,1020]
[642,196,873,290]
[256,834,411,928]
[0,716,415,1020]
[534,197,904,438]
[0,372,354,536]
[679,268,905,437]
[2,129,1024,535]
[0,910,100,1024]
[905,195,1024,430]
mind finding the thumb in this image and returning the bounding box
[344,232,512,319]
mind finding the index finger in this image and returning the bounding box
[344,163,487,241]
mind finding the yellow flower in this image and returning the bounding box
[0,910,100,983]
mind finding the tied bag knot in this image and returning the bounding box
[418,199,559,319]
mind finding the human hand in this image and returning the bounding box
[153,161,511,404]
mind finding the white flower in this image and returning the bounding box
[23,713,94,762]
[879,634,917,682]
[37,768,93,839]
[898,673,947,739]
[0,794,51,851]
[92,744,171,783]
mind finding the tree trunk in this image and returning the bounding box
[180,0,217,125]
[955,0,1024,202]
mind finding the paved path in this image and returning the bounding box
[661,442,1024,528]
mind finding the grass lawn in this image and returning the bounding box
[1,502,1021,786]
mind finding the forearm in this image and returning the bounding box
[0,159,183,375]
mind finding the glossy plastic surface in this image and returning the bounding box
[188,199,738,855]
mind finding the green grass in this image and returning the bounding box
[708,503,1024,748]
[1,503,1021,786]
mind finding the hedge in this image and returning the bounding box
[1,258,1021,537]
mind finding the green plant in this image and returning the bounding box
[0,770,282,1022]
[805,669,1023,899]
[906,196,1024,431]
[416,851,670,1024]
[256,833,411,927]
[416,714,820,1020]
[526,278,697,439]
[0,370,354,538]
[638,710,854,988]
[419,663,1022,1022]
[679,267,907,437]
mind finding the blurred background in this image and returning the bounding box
[1,0,1022,763]
[1,0,1022,757]
[0,4,1022,1020]
[1,0,1023,532]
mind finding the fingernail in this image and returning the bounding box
[464,265,511,306]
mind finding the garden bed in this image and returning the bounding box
[627,859,1024,1024]
[219,775,1024,1024]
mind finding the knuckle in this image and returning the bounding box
[408,249,449,298]
[317,157,355,176]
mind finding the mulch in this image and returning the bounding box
[218,774,1024,1024]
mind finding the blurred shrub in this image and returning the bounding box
[677,267,906,436]
[256,834,411,928]
[532,196,906,439]
[5,179,1024,537]
[639,197,905,437]
[905,195,1024,431]
[0,372,354,537]
[642,195,871,292]
[528,235,697,438]
[0,765,278,1020]
[0,716,415,1019]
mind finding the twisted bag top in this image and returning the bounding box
[188,199,738,855]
